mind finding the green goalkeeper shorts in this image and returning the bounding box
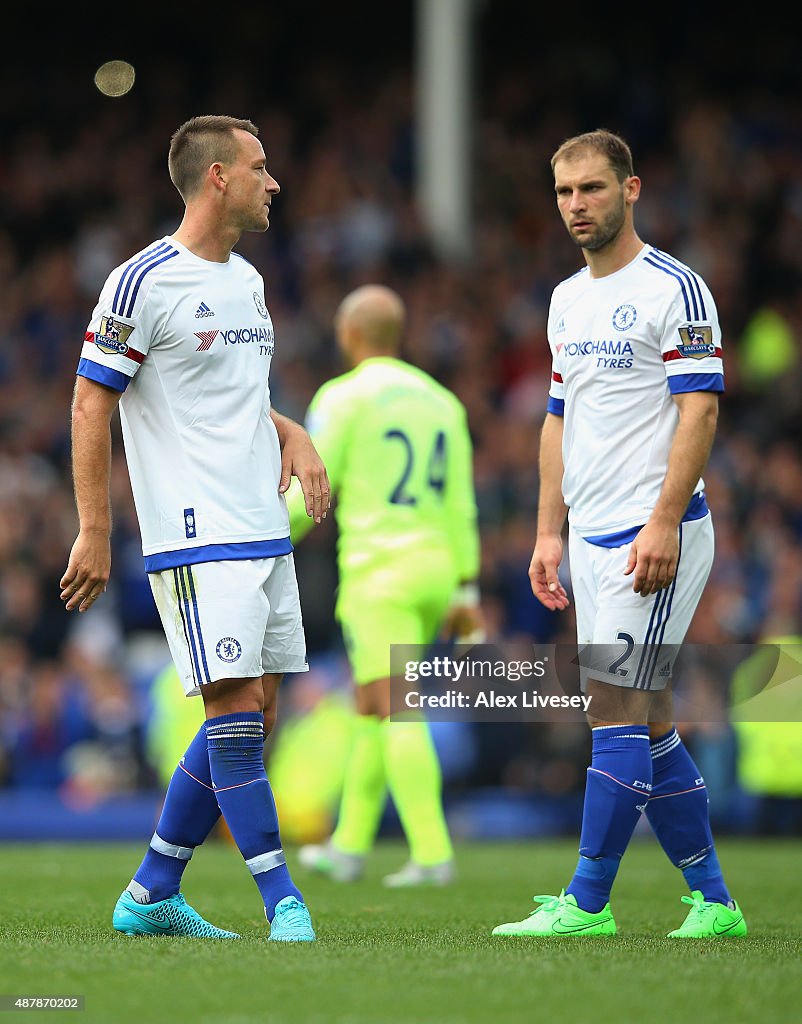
[336,552,458,685]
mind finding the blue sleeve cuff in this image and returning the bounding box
[667,372,724,394]
[77,358,131,392]
[547,396,565,416]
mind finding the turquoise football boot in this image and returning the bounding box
[268,896,316,942]
[113,889,240,939]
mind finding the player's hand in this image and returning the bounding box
[278,423,331,524]
[529,535,569,611]
[60,529,111,613]
[624,518,679,596]
[443,600,486,645]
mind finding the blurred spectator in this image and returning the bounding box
[730,627,802,835]
[737,299,799,393]
[4,662,95,790]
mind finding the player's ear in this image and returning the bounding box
[209,161,227,193]
[625,175,641,204]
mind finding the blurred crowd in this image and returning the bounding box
[2,28,802,835]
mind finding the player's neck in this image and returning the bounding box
[171,217,237,264]
[350,346,398,367]
[584,232,645,279]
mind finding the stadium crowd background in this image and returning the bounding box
[1,4,801,839]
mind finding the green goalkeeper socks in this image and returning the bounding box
[331,715,387,855]
[382,717,454,866]
[331,714,454,866]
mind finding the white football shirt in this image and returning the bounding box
[77,236,290,571]
[546,245,724,539]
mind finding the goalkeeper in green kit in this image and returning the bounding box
[287,284,483,886]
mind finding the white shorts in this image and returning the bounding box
[149,554,308,697]
[568,514,714,691]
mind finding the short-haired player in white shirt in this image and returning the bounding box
[61,116,330,942]
[492,130,746,939]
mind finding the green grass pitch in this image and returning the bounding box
[0,836,799,1024]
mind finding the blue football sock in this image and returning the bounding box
[133,723,221,902]
[645,727,731,904]
[566,725,652,913]
[206,712,303,919]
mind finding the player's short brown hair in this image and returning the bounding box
[168,115,260,200]
[551,129,635,182]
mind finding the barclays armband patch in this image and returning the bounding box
[676,325,716,359]
[94,315,135,355]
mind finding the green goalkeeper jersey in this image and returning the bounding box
[286,356,480,585]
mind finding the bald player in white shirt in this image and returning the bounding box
[492,129,746,940]
[61,115,329,943]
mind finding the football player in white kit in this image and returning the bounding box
[61,116,329,942]
[492,130,746,939]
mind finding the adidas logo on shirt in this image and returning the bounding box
[195,302,214,318]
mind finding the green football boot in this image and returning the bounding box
[667,890,747,938]
[492,890,616,937]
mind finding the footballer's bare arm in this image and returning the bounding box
[270,409,331,524]
[61,376,121,612]
[626,390,718,596]
[530,413,570,610]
